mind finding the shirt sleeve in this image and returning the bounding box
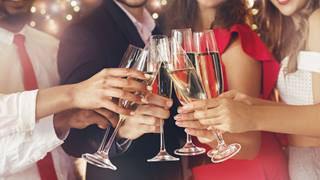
[0,90,38,137]
[0,115,64,176]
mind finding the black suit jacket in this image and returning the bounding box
[58,0,186,179]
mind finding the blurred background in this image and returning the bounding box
[29,0,256,37]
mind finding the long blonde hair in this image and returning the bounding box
[256,0,320,72]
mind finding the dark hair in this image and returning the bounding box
[256,0,320,72]
[160,0,250,35]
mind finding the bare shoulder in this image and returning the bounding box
[307,9,320,52]
[223,37,258,66]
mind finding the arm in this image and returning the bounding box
[0,91,38,137]
[185,11,320,136]
[176,38,262,160]
[251,9,320,136]
[217,38,262,160]
[57,26,141,157]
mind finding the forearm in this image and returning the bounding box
[252,104,320,136]
[249,96,286,106]
[36,84,76,120]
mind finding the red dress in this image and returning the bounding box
[192,24,289,180]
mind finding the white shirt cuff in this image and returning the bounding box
[18,90,38,132]
[0,90,38,137]
[32,115,64,153]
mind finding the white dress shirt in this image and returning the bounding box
[114,0,156,44]
[0,91,37,137]
[0,26,75,180]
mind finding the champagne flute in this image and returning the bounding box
[166,37,206,156]
[147,35,179,162]
[82,45,160,170]
[192,30,241,163]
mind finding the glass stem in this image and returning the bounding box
[101,116,126,155]
[186,134,193,144]
[97,127,111,152]
[215,131,227,150]
[159,119,166,151]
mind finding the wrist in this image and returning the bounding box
[53,113,70,139]
[250,106,262,131]
[67,83,81,109]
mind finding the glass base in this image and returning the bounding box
[174,142,206,156]
[82,152,117,170]
[210,143,241,163]
[147,150,180,162]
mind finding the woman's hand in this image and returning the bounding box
[219,90,255,105]
[71,68,150,115]
[175,97,256,134]
[118,93,173,140]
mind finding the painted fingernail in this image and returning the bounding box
[144,73,151,79]
[147,86,153,91]
[166,100,173,107]
[182,104,193,110]
[174,115,181,121]
[177,107,183,113]
[141,98,149,104]
[175,121,181,126]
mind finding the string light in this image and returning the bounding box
[73,6,80,12]
[30,0,170,33]
[152,13,159,19]
[40,9,46,15]
[160,0,167,6]
[30,21,36,27]
[30,0,82,35]
[30,6,37,13]
[65,14,73,21]
[70,0,78,7]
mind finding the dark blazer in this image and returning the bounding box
[58,0,185,179]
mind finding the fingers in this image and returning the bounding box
[104,77,147,92]
[175,120,207,129]
[100,68,148,80]
[198,117,222,126]
[193,106,222,120]
[174,112,195,121]
[103,88,141,103]
[178,99,220,113]
[133,105,170,119]
[67,110,110,129]
[95,108,119,127]
[99,100,131,116]
[219,90,253,105]
[138,124,160,134]
[128,115,161,126]
[219,90,238,99]
[142,93,173,108]
[118,116,161,139]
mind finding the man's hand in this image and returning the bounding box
[118,93,173,140]
[53,109,118,138]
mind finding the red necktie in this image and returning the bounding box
[14,34,58,180]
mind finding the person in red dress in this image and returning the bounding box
[161,0,289,179]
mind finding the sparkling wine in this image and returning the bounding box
[187,52,224,98]
[120,72,157,111]
[167,67,207,105]
[158,63,172,98]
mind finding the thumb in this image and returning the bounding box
[219,90,238,99]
